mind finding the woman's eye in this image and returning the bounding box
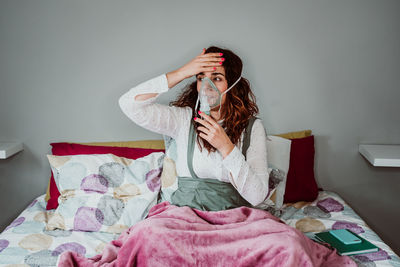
[197,77,204,81]
[213,77,222,82]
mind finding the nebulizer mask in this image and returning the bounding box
[194,75,242,116]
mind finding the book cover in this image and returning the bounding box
[314,229,379,256]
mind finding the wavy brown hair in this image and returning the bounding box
[170,46,259,153]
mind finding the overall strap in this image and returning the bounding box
[241,116,257,160]
[187,121,200,179]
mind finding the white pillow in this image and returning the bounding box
[256,136,291,212]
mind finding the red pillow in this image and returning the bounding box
[46,142,165,210]
[283,135,318,203]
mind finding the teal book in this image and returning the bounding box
[314,229,379,256]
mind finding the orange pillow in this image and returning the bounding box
[275,130,312,139]
[81,140,165,149]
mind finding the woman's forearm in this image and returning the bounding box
[134,69,185,101]
[166,68,186,88]
[119,74,182,139]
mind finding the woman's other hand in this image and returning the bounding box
[166,49,223,88]
[194,111,235,159]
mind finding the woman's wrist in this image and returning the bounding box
[219,142,235,159]
[166,69,187,89]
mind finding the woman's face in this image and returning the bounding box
[196,66,228,107]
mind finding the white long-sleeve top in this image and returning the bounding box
[118,74,269,206]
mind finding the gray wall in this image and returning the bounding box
[1,0,399,254]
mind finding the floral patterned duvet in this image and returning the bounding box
[0,191,399,266]
[280,191,400,266]
[0,195,119,266]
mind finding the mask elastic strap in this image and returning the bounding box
[217,75,241,116]
[221,75,242,97]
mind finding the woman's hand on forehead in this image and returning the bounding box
[177,49,225,80]
[166,49,224,91]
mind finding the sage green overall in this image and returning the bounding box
[170,117,257,211]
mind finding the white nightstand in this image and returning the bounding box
[359,144,400,167]
[0,142,24,159]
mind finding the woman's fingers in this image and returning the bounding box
[197,52,223,61]
[194,111,233,154]
[197,59,222,66]
[198,56,223,62]
[200,66,218,72]
[178,50,223,79]
[197,55,223,63]
[198,111,219,127]
[194,113,221,140]
[197,126,210,135]
[197,54,224,70]
[194,117,213,130]
[198,52,223,58]
[195,50,224,68]
[198,132,209,142]
[200,62,222,68]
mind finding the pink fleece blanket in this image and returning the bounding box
[58,202,356,267]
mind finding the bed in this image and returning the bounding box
[0,136,399,266]
[0,191,399,266]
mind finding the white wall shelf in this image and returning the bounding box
[359,144,400,167]
[0,142,24,159]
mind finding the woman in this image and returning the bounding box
[118,46,269,209]
[58,46,357,267]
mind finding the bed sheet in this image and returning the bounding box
[0,191,399,266]
[280,190,400,267]
[0,194,119,266]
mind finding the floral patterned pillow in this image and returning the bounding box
[46,152,164,233]
[159,136,178,203]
